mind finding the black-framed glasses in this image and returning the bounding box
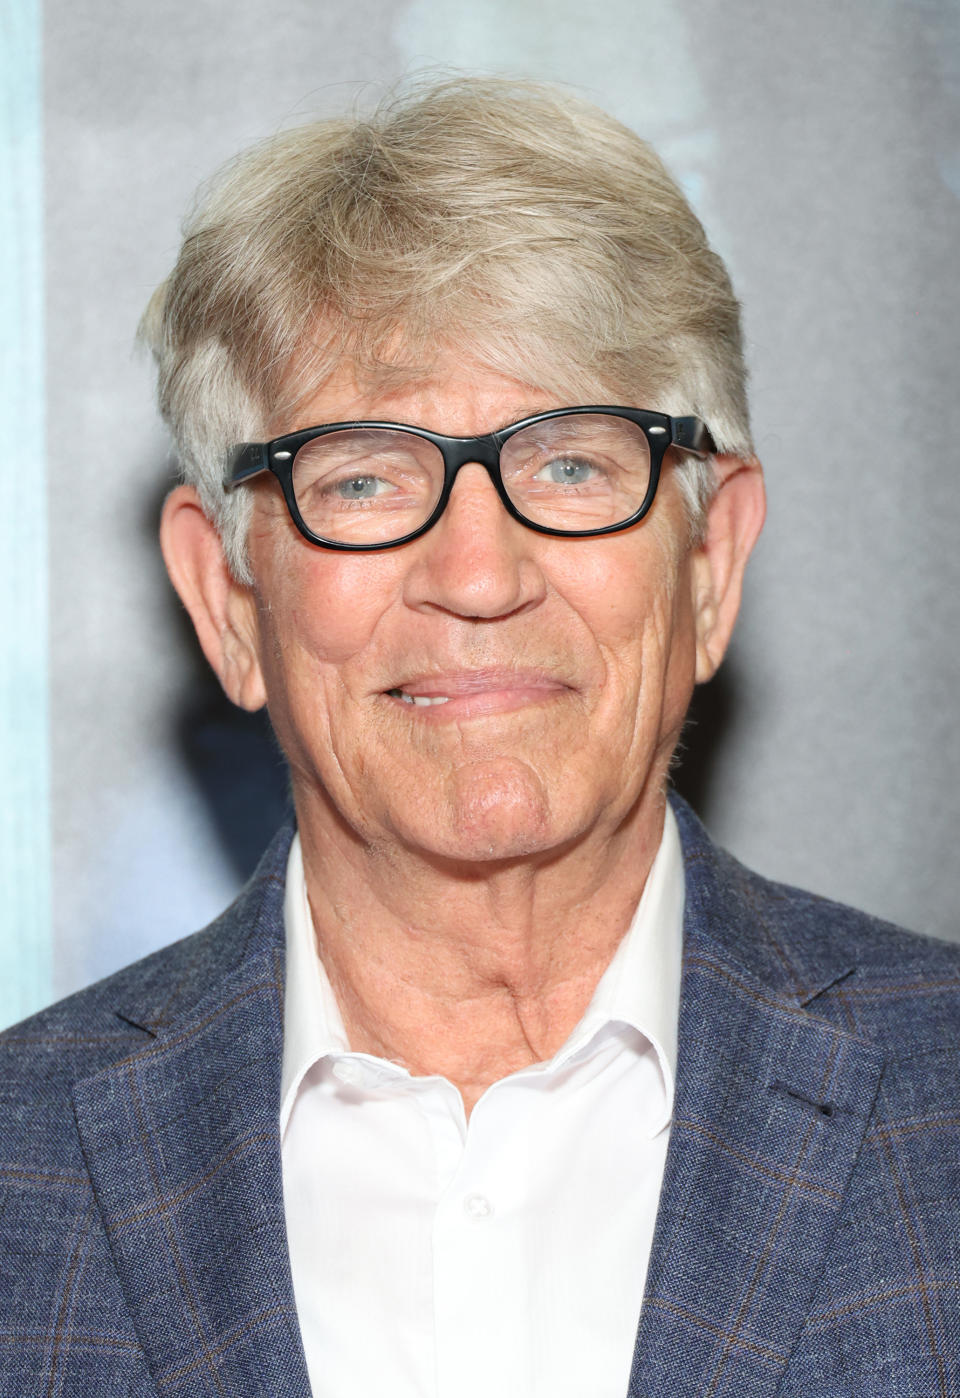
[225,406,716,552]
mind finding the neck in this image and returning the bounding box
[294,789,667,1114]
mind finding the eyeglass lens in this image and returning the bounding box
[289,412,653,545]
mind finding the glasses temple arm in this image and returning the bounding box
[224,443,270,491]
[671,417,717,457]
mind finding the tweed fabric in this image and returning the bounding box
[1,795,958,1397]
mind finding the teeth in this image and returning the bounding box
[387,688,449,706]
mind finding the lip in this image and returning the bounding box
[382,667,572,719]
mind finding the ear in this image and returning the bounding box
[159,485,267,711]
[689,455,766,684]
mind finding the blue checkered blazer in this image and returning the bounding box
[2,795,959,1396]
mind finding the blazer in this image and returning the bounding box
[2,794,959,1397]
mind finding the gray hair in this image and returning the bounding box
[139,77,753,579]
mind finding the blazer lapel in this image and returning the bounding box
[628,799,886,1398]
[72,833,311,1398]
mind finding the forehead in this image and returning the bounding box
[278,348,626,440]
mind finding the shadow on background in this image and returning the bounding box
[671,663,738,825]
[177,689,291,882]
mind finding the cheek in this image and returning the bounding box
[555,536,699,763]
[554,529,687,675]
[258,544,404,672]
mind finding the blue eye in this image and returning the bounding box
[332,476,391,499]
[534,457,598,485]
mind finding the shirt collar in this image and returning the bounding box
[280,806,684,1137]
[555,803,683,1132]
[280,835,350,1133]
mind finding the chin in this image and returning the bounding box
[386,755,583,866]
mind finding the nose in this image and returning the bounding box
[402,463,546,620]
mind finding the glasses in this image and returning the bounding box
[225,406,716,552]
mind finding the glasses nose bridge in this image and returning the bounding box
[443,431,503,483]
[435,432,513,524]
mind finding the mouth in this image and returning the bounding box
[382,668,571,719]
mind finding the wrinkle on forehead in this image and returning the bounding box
[269,316,655,437]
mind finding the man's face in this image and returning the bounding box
[226,361,713,866]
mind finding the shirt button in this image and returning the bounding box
[463,1193,494,1220]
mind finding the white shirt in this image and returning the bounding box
[281,807,684,1398]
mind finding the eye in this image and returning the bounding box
[532,456,600,486]
[329,475,394,500]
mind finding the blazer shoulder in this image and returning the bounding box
[0,822,292,1171]
[753,871,960,1055]
[672,792,960,1055]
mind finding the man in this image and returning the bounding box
[2,77,958,1398]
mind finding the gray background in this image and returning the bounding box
[39,0,960,1006]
